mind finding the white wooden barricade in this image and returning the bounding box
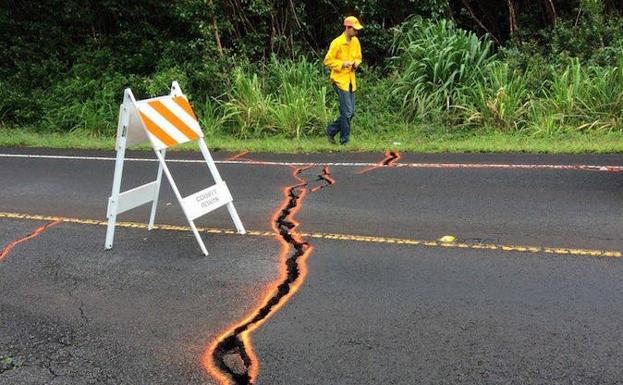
[105,81,245,255]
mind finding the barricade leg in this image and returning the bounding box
[105,146,126,249]
[198,139,246,234]
[105,100,130,250]
[226,202,246,234]
[188,220,209,256]
[148,149,165,230]
[154,149,209,255]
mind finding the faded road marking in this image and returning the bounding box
[1,153,622,173]
[0,212,620,259]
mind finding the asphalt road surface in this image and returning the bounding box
[1,148,622,385]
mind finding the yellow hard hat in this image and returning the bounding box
[344,16,363,30]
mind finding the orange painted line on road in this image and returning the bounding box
[0,219,62,262]
[227,151,250,161]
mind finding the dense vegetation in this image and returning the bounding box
[2,0,623,146]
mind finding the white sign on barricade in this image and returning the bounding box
[104,81,245,255]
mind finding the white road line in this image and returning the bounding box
[0,153,372,166]
[0,153,621,172]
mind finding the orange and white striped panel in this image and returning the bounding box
[137,96,203,150]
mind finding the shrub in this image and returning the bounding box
[530,57,623,134]
[38,69,136,135]
[457,62,532,132]
[265,57,332,138]
[223,67,274,138]
[219,57,331,139]
[390,17,494,120]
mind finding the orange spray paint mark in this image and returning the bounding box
[0,220,62,262]
[227,151,251,161]
[225,152,277,167]
[311,166,336,192]
[357,151,401,174]
[204,166,314,385]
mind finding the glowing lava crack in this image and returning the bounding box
[204,166,316,385]
[311,166,335,192]
[357,151,401,174]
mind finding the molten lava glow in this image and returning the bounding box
[0,220,62,261]
[357,151,401,174]
[311,166,336,192]
[203,166,314,385]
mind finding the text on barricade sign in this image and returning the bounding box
[182,182,233,221]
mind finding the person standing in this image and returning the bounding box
[324,16,363,145]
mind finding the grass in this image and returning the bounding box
[391,17,494,120]
[2,126,623,154]
[0,355,21,369]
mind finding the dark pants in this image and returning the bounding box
[327,84,355,144]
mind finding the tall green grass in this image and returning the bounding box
[534,58,623,133]
[23,71,131,136]
[390,17,494,120]
[457,62,532,131]
[385,17,623,136]
[205,57,331,139]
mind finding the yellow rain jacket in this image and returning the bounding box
[323,33,363,92]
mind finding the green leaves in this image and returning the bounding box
[390,17,494,120]
[208,58,331,139]
[458,62,531,132]
[536,58,623,133]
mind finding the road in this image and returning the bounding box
[1,148,622,385]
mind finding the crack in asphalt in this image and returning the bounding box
[45,363,61,378]
[79,302,90,326]
[207,166,316,385]
[311,166,335,192]
[64,269,91,327]
[381,151,400,166]
[0,303,130,384]
[357,151,401,174]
